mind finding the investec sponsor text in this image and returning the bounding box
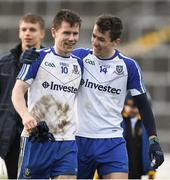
[81,79,121,94]
[42,81,78,94]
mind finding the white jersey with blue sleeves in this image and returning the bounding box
[17,47,83,140]
[73,48,145,138]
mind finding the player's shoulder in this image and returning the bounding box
[117,50,135,63]
[117,50,139,68]
[25,47,51,68]
[37,47,51,53]
[72,48,92,59]
[37,47,52,58]
[117,50,142,77]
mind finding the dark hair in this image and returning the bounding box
[19,13,45,30]
[95,15,123,41]
[53,9,82,30]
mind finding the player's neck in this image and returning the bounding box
[96,49,116,59]
[53,47,70,57]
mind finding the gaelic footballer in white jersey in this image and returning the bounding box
[17,47,83,140]
[73,48,145,138]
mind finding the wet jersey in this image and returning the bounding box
[17,47,83,140]
[73,48,146,138]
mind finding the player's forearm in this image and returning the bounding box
[12,80,37,131]
[133,93,157,137]
[12,93,28,120]
[133,93,164,169]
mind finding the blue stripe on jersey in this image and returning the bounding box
[132,60,145,92]
[118,52,145,94]
[17,64,27,79]
[20,64,31,80]
[17,60,41,81]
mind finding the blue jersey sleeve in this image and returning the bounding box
[124,58,146,95]
[17,48,49,84]
[72,48,91,59]
[17,59,42,84]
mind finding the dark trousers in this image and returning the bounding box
[5,133,20,179]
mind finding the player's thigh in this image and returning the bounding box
[51,141,78,177]
[76,136,98,179]
[98,138,128,176]
[102,172,128,179]
[77,157,96,179]
[19,139,54,179]
[52,175,76,179]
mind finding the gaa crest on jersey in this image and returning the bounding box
[85,58,95,65]
[72,65,79,74]
[115,65,124,75]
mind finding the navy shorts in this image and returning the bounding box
[76,136,128,179]
[18,138,77,179]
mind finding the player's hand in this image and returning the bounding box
[149,136,164,169]
[22,112,37,132]
[20,47,40,64]
[29,121,55,143]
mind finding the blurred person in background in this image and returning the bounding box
[122,92,156,179]
[0,13,45,179]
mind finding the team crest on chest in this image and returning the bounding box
[24,168,31,178]
[114,65,124,75]
[72,65,79,74]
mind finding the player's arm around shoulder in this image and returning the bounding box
[72,48,91,59]
[12,80,37,131]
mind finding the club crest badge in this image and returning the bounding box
[114,65,124,75]
[24,168,31,178]
[72,65,79,74]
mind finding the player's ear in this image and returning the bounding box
[51,28,56,38]
[40,30,45,39]
[113,38,121,46]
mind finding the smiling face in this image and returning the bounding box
[51,21,80,57]
[19,21,45,51]
[91,24,120,59]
